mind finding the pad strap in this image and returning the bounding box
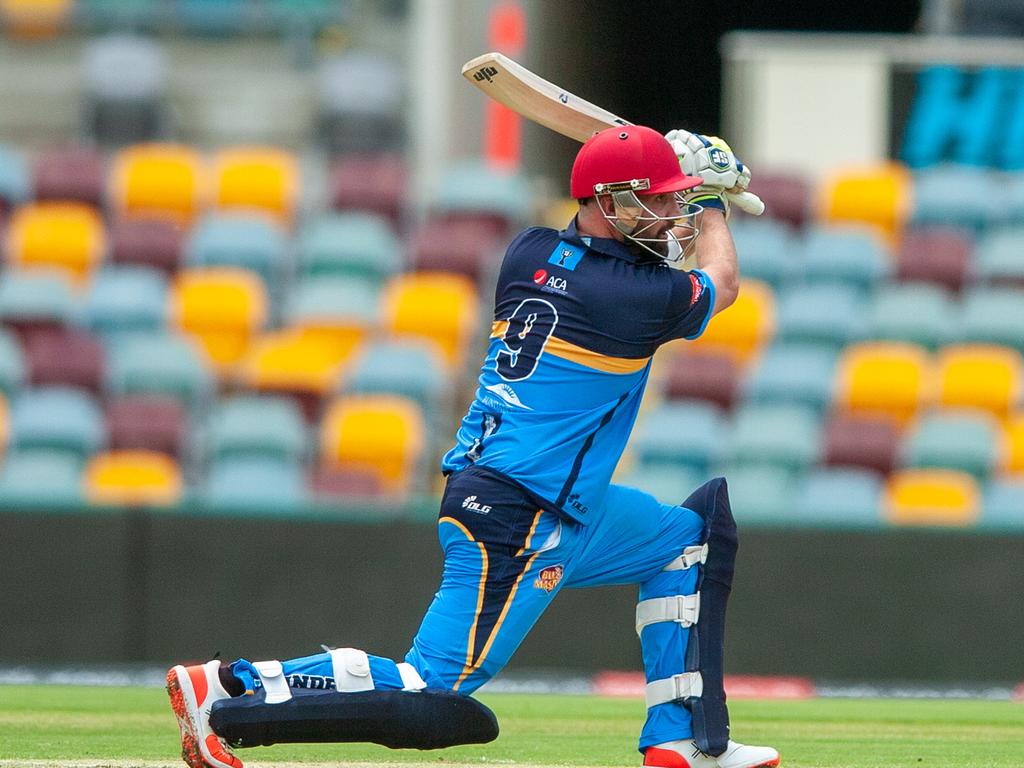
[663,544,708,571]
[635,592,701,635]
[645,671,704,709]
[253,660,292,704]
[396,662,427,691]
[329,648,375,692]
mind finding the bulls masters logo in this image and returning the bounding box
[534,565,563,593]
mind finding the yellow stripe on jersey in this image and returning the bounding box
[490,320,650,374]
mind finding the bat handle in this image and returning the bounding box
[728,190,765,216]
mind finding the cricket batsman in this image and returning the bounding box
[168,125,780,768]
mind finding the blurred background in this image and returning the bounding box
[1,0,1023,696]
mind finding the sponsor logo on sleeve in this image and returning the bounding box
[689,273,704,307]
[533,268,548,284]
[534,564,564,592]
[547,241,586,271]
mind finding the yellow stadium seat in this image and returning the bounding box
[170,267,268,370]
[0,0,72,39]
[1002,413,1024,476]
[212,147,298,224]
[320,394,425,494]
[884,468,979,527]
[688,279,775,364]
[834,342,934,425]
[110,144,207,223]
[542,197,579,230]
[0,393,8,454]
[936,344,1022,420]
[83,449,183,506]
[4,203,105,285]
[383,272,479,369]
[820,163,911,243]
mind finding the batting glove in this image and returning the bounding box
[665,129,752,193]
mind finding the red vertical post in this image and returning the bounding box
[484,1,526,172]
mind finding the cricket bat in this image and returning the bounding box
[461,52,765,216]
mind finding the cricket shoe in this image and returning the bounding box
[167,660,243,768]
[644,738,779,768]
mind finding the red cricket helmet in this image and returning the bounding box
[570,125,702,200]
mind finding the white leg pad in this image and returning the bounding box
[645,671,704,709]
[329,648,375,692]
[663,544,708,571]
[635,592,701,635]
[396,662,427,691]
[253,659,292,703]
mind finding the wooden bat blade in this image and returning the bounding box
[461,52,630,142]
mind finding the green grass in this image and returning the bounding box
[2,685,1023,767]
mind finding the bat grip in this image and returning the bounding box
[728,190,765,216]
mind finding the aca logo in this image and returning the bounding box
[533,269,548,284]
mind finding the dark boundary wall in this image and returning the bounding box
[2,509,1022,683]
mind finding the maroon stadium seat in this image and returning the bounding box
[663,351,740,410]
[106,394,188,459]
[823,413,900,476]
[25,327,105,393]
[33,146,105,207]
[744,171,811,230]
[109,217,185,276]
[409,217,501,285]
[896,228,972,294]
[329,154,406,226]
[311,465,383,499]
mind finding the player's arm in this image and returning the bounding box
[691,209,739,317]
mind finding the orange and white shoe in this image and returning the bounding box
[644,738,779,768]
[167,660,243,768]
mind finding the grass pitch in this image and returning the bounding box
[1,684,1023,767]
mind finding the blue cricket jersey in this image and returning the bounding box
[441,218,716,524]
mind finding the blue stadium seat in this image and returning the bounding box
[0,271,75,331]
[202,457,308,511]
[791,467,883,527]
[0,144,30,211]
[726,403,822,472]
[901,411,1001,480]
[797,224,890,294]
[911,164,1001,233]
[862,282,954,349]
[206,395,307,462]
[0,449,83,505]
[342,339,447,420]
[433,160,531,233]
[284,275,380,331]
[719,464,795,524]
[980,478,1024,530]
[775,282,864,350]
[973,227,1024,287]
[9,386,105,458]
[743,343,838,412]
[186,212,287,289]
[955,286,1024,354]
[630,400,725,474]
[80,266,169,340]
[106,332,214,409]
[614,463,706,504]
[297,212,403,285]
[0,327,26,398]
[726,216,798,289]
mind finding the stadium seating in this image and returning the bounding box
[203,456,307,510]
[328,154,406,224]
[791,466,884,527]
[724,217,797,290]
[317,52,404,155]
[629,399,724,474]
[170,267,268,370]
[319,394,425,495]
[662,350,741,410]
[4,202,106,285]
[980,479,1024,529]
[106,395,187,459]
[910,165,995,233]
[884,468,980,526]
[861,283,953,349]
[774,282,863,350]
[720,464,795,523]
[211,147,299,224]
[297,211,403,285]
[797,224,891,294]
[311,465,383,500]
[956,287,1024,354]
[613,464,705,505]
[0,271,75,341]
[895,228,971,293]
[901,410,1002,480]
[83,449,183,506]
[341,338,447,419]
[0,144,29,215]
[24,327,105,394]
[822,412,900,476]
[431,161,531,238]
[284,275,379,354]
[106,332,214,408]
[743,170,810,230]
[689,278,775,363]
[0,0,73,39]
[834,342,934,424]
[205,394,307,462]
[109,143,207,222]
[1002,412,1024,476]
[935,344,1021,418]
[185,213,288,289]
[0,448,83,505]
[108,217,185,276]
[743,343,837,412]
[409,217,502,285]
[973,227,1024,287]
[382,272,479,369]
[8,386,105,458]
[820,163,911,241]
[81,266,169,339]
[32,146,105,206]
[725,403,822,473]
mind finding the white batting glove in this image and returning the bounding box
[665,129,752,193]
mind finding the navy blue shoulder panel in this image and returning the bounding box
[494,226,713,358]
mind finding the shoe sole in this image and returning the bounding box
[167,667,208,768]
